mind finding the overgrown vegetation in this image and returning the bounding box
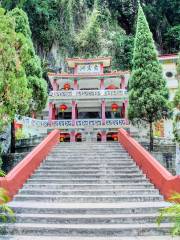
[1,0,179,70]
[157,193,180,236]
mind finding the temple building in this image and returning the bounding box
[47,57,129,142]
[16,54,179,140]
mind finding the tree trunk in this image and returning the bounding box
[11,120,16,153]
[149,122,154,152]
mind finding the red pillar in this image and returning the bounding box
[52,104,56,120]
[74,79,78,90]
[124,100,128,123]
[102,100,106,125]
[52,79,59,91]
[120,76,125,89]
[70,131,76,142]
[101,131,106,142]
[48,102,53,123]
[74,64,78,74]
[100,63,104,74]
[100,78,105,90]
[72,101,76,126]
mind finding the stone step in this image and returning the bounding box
[35,170,141,174]
[48,154,129,157]
[9,202,170,215]
[4,141,169,238]
[44,160,132,164]
[52,153,128,155]
[27,179,150,184]
[22,183,155,190]
[0,222,172,236]
[10,213,168,224]
[19,189,159,196]
[38,166,139,170]
[30,174,145,180]
[14,195,163,202]
[42,162,136,166]
[0,236,178,240]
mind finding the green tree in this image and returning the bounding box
[0,8,31,132]
[128,4,169,151]
[8,7,48,115]
[174,53,180,109]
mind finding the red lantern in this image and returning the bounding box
[60,104,68,112]
[64,83,70,91]
[111,103,119,112]
[60,134,65,142]
[112,134,118,141]
[14,122,23,129]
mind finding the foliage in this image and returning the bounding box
[128,5,169,151]
[173,53,180,142]
[0,8,31,132]
[1,0,134,70]
[15,128,28,140]
[0,188,15,222]
[8,7,48,114]
[174,89,180,109]
[0,170,15,222]
[75,8,102,57]
[157,193,180,236]
[173,111,180,143]
[1,0,179,68]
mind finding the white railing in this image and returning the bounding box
[49,89,128,100]
[17,117,129,130]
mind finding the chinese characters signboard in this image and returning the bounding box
[77,64,101,74]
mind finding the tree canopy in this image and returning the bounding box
[8,7,48,114]
[1,0,179,70]
[0,8,31,131]
[128,5,169,151]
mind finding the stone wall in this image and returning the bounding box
[140,142,176,175]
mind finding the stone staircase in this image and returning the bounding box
[0,142,172,239]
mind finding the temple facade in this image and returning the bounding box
[47,57,129,142]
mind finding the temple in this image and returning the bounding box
[47,57,129,142]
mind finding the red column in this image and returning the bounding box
[124,100,128,123]
[101,131,106,142]
[48,102,53,123]
[70,131,76,142]
[102,100,106,125]
[100,63,104,74]
[121,76,125,89]
[52,104,56,120]
[100,78,105,90]
[74,79,78,90]
[72,101,76,126]
[74,64,78,74]
[52,79,59,91]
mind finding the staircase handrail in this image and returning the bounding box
[0,129,60,199]
[118,128,180,200]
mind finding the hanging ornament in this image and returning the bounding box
[111,103,119,112]
[64,83,70,91]
[60,104,68,112]
[112,134,118,141]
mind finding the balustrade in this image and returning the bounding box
[49,89,127,100]
[16,117,129,130]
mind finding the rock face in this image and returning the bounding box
[0,142,172,238]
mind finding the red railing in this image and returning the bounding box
[118,128,180,200]
[0,129,60,199]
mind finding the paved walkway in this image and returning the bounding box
[1,236,179,240]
